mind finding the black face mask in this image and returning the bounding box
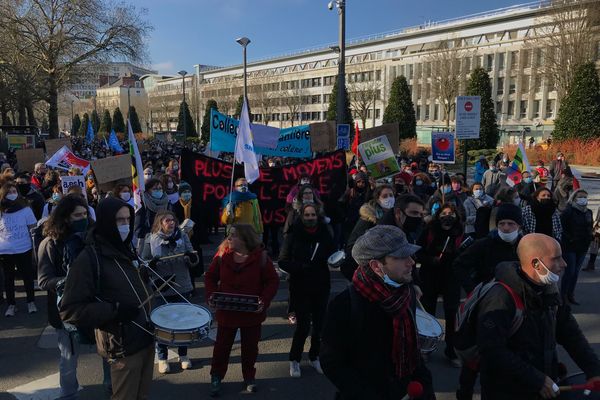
[440,215,456,228]
[17,183,30,196]
[402,214,422,233]
[395,184,406,194]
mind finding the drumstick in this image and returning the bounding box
[438,237,450,258]
[138,275,176,309]
[159,252,196,261]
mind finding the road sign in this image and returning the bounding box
[337,124,350,150]
[456,96,481,140]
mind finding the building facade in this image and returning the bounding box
[95,76,149,132]
[143,74,199,133]
[195,1,600,142]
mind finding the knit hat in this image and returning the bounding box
[496,203,523,226]
[178,181,192,194]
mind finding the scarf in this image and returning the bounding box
[352,265,419,378]
[179,198,192,220]
[149,229,182,258]
[142,191,170,214]
[222,190,257,207]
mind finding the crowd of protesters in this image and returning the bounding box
[1,134,599,400]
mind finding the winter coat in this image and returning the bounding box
[278,220,335,299]
[515,181,537,205]
[339,187,371,231]
[553,176,573,212]
[59,229,154,359]
[134,202,171,241]
[320,286,434,400]
[204,247,279,327]
[549,159,569,184]
[474,160,487,183]
[453,230,520,293]
[220,198,263,234]
[561,200,593,254]
[482,169,502,196]
[340,202,381,281]
[463,195,494,235]
[477,262,600,399]
[522,204,562,242]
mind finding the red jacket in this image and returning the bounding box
[205,247,279,327]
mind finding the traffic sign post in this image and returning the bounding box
[456,96,481,176]
[336,124,350,150]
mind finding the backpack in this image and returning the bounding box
[454,279,524,367]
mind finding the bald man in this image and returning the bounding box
[475,233,600,400]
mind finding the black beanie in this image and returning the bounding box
[496,203,523,226]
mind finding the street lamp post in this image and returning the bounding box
[178,70,188,136]
[236,37,251,104]
[70,100,74,135]
[126,86,131,120]
[329,0,346,126]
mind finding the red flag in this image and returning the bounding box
[573,175,580,190]
[351,122,360,155]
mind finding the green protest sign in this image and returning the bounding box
[357,135,400,179]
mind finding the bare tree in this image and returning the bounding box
[526,0,600,101]
[0,0,152,137]
[249,77,279,125]
[428,41,470,128]
[280,80,303,127]
[347,64,381,128]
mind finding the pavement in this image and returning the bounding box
[1,168,600,400]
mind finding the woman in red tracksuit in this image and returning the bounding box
[205,223,279,397]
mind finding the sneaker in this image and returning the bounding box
[158,360,170,374]
[288,313,297,325]
[27,302,37,314]
[179,356,192,370]
[210,375,221,397]
[245,380,258,393]
[289,361,301,378]
[5,305,16,317]
[309,358,324,374]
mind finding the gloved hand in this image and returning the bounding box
[115,302,139,323]
[148,256,161,269]
[184,252,199,266]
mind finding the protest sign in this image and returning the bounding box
[45,146,90,173]
[337,124,350,150]
[16,148,45,172]
[90,155,131,184]
[431,131,456,164]
[180,149,347,226]
[357,135,400,179]
[360,124,400,152]
[60,175,87,198]
[45,138,72,156]
[310,121,336,152]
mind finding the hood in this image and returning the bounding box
[359,201,382,224]
[495,261,560,300]
[567,188,586,205]
[92,197,136,258]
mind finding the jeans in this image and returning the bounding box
[0,250,34,305]
[561,251,587,298]
[57,328,80,400]
[154,292,190,360]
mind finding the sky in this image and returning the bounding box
[144,0,528,75]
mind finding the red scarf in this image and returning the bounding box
[352,265,419,378]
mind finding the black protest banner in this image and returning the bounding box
[180,149,347,225]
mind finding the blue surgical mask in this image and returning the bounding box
[415,179,423,186]
[443,186,452,194]
[151,190,163,199]
[52,193,62,202]
[181,192,192,202]
[383,274,403,288]
[523,177,532,184]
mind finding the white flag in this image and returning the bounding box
[234,98,260,183]
[128,119,145,210]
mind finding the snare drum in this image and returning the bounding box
[327,250,346,268]
[150,303,212,345]
[558,373,600,400]
[416,308,444,355]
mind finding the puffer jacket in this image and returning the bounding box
[477,262,600,399]
[59,229,153,360]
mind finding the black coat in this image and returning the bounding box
[560,204,593,253]
[453,230,520,293]
[340,203,380,281]
[320,286,434,400]
[477,262,600,399]
[278,220,335,296]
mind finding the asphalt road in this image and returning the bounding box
[1,171,600,400]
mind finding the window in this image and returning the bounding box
[507,101,515,117]
[509,78,516,94]
[407,64,414,79]
[522,75,530,92]
[416,105,421,119]
[496,101,503,114]
[535,49,544,67]
[424,105,430,120]
[533,100,541,118]
[520,100,528,119]
[375,70,382,81]
[546,99,556,119]
[324,94,331,103]
[534,76,542,92]
[486,54,494,71]
[312,77,321,87]
[497,77,504,95]
[323,76,336,86]
[522,49,531,68]
[464,58,471,73]
[510,51,519,69]
[498,53,505,70]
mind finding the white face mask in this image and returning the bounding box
[534,258,560,286]
[576,198,588,206]
[167,182,174,189]
[117,224,130,241]
[473,189,483,199]
[513,197,521,206]
[5,193,17,201]
[498,229,519,243]
[379,197,395,210]
[120,192,131,202]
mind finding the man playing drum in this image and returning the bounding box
[320,225,435,399]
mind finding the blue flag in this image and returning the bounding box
[108,129,124,153]
[85,120,94,144]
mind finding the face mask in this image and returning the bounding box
[268,163,275,167]
[402,215,422,233]
[144,174,152,180]
[117,224,130,241]
[167,182,174,189]
[539,198,553,206]
[173,165,179,171]
[17,184,30,196]
[120,192,131,202]
[6,193,17,201]
[379,197,395,210]
[415,179,423,186]
[432,171,441,178]
[443,186,452,194]
[302,198,314,204]
[498,229,519,243]
[513,197,521,206]
[181,192,192,202]
[440,215,456,226]
[534,258,560,286]
[303,219,318,228]
[71,218,88,233]
[576,198,588,206]
[383,273,403,288]
[473,189,483,198]
[52,193,62,202]
[151,190,163,199]
[523,177,532,184]
[238,185,249,193]
[490,166,497,171]
[300,179,310,185]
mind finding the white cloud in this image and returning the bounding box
[152,61,175,74]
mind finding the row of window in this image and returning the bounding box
[413,99,556,121]
[251,111,323,122]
